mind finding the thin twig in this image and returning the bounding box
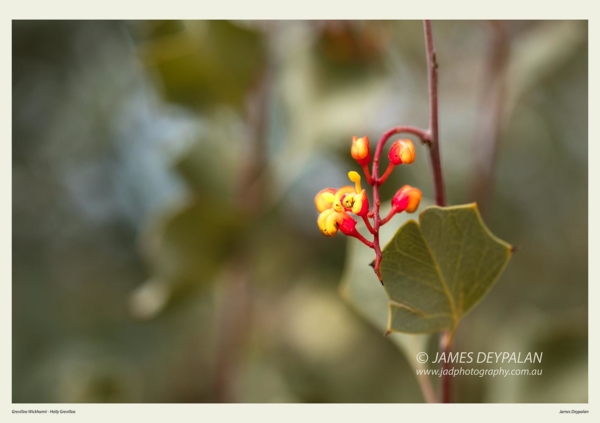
[423,20,446,208]
[469,20,510,216]
[440,331,454,403]
[424,20,453,404]
[213,257,251,402]
[213,27,274,402]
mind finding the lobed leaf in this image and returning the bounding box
[382,203,513,334]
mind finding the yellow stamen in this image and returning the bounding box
[348,171,362,192]
[342,193,355,209]
[333,186,355,212]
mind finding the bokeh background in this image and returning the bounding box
[12,20,588,403]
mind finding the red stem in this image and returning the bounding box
[378,162,395,185]
[379,207,397,226]
[351,230,374,249]
[361,164,374,185]
[424,20,453,404]
[370,126,429,281]
[424,20,447,208]
[362,215,376,234]
[354,19,450,404]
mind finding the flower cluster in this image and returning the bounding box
[314,135,423,280]
[315,171,370,241]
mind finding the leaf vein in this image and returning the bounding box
[418,216,459,326]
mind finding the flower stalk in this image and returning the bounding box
[313,20,449,403]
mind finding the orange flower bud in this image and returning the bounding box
[388,139,416,166]
[392,185,422,213]
[315,188,337,212]
[351,136,371,166]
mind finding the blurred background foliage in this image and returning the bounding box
[12,20,587,403]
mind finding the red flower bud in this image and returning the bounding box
[388,139,416,166]
[392,185,422,213]
[336,212,358,236]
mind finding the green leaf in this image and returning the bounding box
[131,197,244,319]
[140,21,266,112]
[382,203,513,334]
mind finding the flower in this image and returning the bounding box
[391,185,422,213]
[335,172,369,216]
[351,136,371,166]
[349,189,370,216]
[317,209,357,237]
[332,186,356,212]
[380,185,422,225]
[314,188,337,212]
[315,128,423,282]
[315,172,367,237]
[388,139,416,165]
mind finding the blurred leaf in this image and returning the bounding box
[143,198,242,283]
[140,20,266,111]
[134,197,243,318]
[340,200,432,369]
[507,21,586,114]
[474,307,588,403]
[278,24,390,153]
[314,21,390,74]
[382,204,513,334]
[174,137,238,204]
